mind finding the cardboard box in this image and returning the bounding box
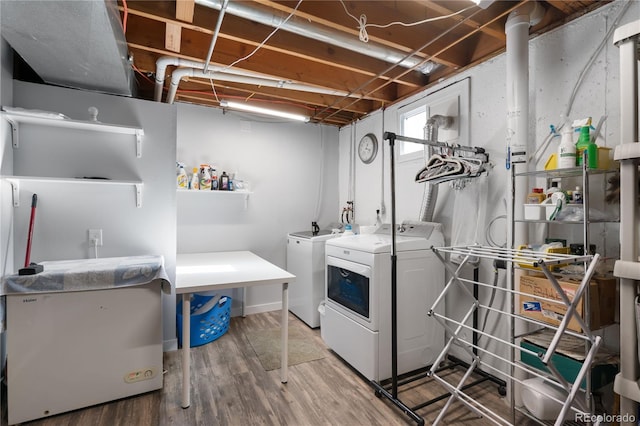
[519,274,616,332]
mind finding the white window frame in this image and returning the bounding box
[396,78,470,163]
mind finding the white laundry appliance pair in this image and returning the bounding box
[320,222,445,381]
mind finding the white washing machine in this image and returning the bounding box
[321,222,445,381]
[287,230,338,328]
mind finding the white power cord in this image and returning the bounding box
[339,1,474,43]
[92,238,99,259]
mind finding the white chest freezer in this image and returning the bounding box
[2,255,169,425]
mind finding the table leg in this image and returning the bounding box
[281,282,289,383]
[181,293,191,408]
[242,286,246,318]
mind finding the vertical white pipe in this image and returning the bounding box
[504,2,543,410]
[506,8,534,244]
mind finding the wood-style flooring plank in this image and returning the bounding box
[6,311,543,426]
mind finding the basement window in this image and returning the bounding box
[398,103,427,160]
[397,78,469,162]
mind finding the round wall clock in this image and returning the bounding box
[358,133,378,164]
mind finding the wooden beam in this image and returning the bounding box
[124,14,402,103]
[175,0,195,23]
[122,2,426,89]
[165,22,182,53]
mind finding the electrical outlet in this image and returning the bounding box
[89,229,103,246]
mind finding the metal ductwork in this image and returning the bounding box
[0,0,133,96]
[195,0,436,74]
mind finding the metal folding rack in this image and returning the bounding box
[428,244,600,425]
[374,132,604,425]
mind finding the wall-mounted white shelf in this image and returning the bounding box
[177,189,252,209]
[3,176,143,208]
[1,107,145,157]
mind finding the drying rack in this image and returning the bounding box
[371,131,500,425]
[428,245,600,425]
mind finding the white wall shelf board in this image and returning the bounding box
[1,108,145,157]
[3,176,143,208]
[177,189,252,209]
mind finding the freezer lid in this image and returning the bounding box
[1,255,170,296]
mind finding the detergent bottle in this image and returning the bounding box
[575,118,598,169]
[190,167,200,190]
[209,166,219,190]
[557,122,576,169]
[176,162,188,189]
[199,164,212,190]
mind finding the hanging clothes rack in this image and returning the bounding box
[371,131,501,425]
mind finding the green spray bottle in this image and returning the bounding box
[575,118,598,169]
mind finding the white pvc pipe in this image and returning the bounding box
[154,56,287,102]
[203,0,229,74]
[194,0,432,73]
[504,1,543,409]
[166,67,352,104]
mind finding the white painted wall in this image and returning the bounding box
[338,0,637,376]
[176,102,339,314]
[5,81,178,350]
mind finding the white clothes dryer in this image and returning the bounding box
[321,222,445,381]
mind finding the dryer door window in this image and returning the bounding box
[327,263,370,320]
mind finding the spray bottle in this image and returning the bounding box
[177,162,188,189]
[199,164,212,190]
[575,117,598,169]
[557,121,576,169]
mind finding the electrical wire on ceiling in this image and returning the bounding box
[314,4,491,123]
[222,0,303,72]
[339,0,475,43]
[207,0,304,105]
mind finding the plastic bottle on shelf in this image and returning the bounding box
[557,122,576,169]
[572,186,583,204]
[545,180,561,199]
[210,166,219,190]
[220,171,229,190]
[199,165,212,190]
[190,167,200,190]
[575,123,598,169]
[177,162,188,189]
[342,224,354,236]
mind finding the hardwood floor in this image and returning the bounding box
[9,311,538,426]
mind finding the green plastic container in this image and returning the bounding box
[575,126,598,169]
[520,340,617,390]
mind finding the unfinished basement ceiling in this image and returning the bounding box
[6,0,613,126]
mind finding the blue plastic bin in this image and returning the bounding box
[177,294,231,348]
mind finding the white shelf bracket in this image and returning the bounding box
[8,179,19,207]
[135,183,143,208]
[135,130,143,158]
[7,118,18,148]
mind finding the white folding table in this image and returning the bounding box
[175,251,295,408]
